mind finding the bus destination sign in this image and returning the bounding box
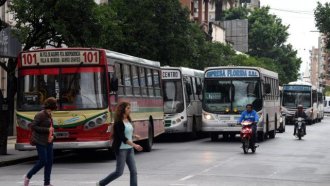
[162,70,181,79]
[21,50,100,67]
[283,85,311,92]
[205,69,259,78]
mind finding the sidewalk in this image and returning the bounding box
[0,137,37,167]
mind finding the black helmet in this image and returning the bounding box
[297,105,303,109]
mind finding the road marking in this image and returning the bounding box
[179,175,195,181]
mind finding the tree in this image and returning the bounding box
[9,0,101,50]
[248,7,289,57]
[221,6,249,20]
[315,2,330,48]
[102,0,207,67]
[220,6,301,84]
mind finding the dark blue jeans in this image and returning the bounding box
[99,148,137,186]
[27,143,53,185]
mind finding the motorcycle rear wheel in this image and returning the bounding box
[242,139,249,154]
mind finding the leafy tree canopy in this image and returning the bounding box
[315,2,330,48]
[9,0,101,50]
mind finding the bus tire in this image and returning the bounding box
[142,120,154,152]
[211,133,218,141]
[190,116,197,139]
[223,133,229,141]
[275,114,278,132]
[269,130,276,139]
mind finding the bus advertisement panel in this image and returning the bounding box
[161,67,203,138]
[202,67,280,141]
[16,48,164,152]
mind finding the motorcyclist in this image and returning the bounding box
[293,105,307,136]
[238,104,259,145]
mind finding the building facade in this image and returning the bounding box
[310,47,319,88]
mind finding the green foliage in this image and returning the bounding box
[248,7,289,56]
[315,2,330,48]
[221,7,249,20]
[221,6,301,84]
[324,86,330,96]
[9,0,100,50]
[9,0,300,84]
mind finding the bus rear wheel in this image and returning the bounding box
[257,131,265,142]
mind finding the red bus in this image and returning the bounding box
[15,48,164,152]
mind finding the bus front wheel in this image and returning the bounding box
[211,133,218,141]
[142,121,154,152]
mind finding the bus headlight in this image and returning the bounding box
[84,113,108,130]
[203,113,215,120]
[17,117,32,130]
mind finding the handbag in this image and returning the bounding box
[29,125,36,146]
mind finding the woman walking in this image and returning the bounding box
[24,97,57,186]
[97,102,143,186]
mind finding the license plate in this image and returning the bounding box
[55,132,69,138]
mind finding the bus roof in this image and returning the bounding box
[286,81,313,86]
[161,66,204,77]
[105,50,160,67]
[204,66,278,78]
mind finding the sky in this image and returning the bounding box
[260,0,330,75]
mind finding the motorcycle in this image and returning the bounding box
[295,117,305,140]
[240,120,257,154]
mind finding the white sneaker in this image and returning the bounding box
[23,176,30,186]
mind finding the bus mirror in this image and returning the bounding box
[265,84,271,94]
[196,85,202,95]
[110,77,118,92]
[186,82,192,96]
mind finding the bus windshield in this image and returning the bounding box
[17,67,107,111]
[203,79,262,113]
[282,91,311,108]
[162,80,184,114]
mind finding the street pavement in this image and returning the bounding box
[1,117,330,186]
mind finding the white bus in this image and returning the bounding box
[161,67,204,138]
[202,66,280,141]
[281,81,319,125]
[324,96,330,114]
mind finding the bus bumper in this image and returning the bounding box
[15,141,111,151]
[202,126,241,132]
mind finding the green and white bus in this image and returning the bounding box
[202,66,280,141]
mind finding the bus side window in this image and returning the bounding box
[153,70,161,97]
[115,63,124,95]
[140,67,147,96]
[131,65,140,96]
[123,64,132,96]
[146,68,154,97]
[109,72,118,92]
